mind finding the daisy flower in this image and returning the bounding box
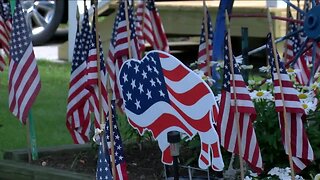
[259,65,271,73]
[241,64,253,70]
[250,90,273,101]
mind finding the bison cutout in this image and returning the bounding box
[119,50,224,171]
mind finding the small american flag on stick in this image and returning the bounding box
[267,33,314,172]
[197,6,213,76]
[66,22,91,144]
[217,34,263,173]
[105,100,128,180]
[9,0,41,124]
[113,1,140,110]
[0,1,12,58]
[284,11,310,86]
[136,0,169,53]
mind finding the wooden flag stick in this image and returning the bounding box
[106,77,117,179]
[124,0,132,59]
[225,10,244,180]
[94,0,116,178]
[94,0,104,133]
[267,9,295,180]
[203,0,212,78]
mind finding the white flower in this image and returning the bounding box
[212,60,224,69]
[314,173,320,180]
[190,62,197,67]
[248,80,256,85]
[250,90,273,101]
[300,100,317,114]
[287,67,298,76]
[244,176,252,180]
[309,82,318,90]
[248,170,258,177]
[266,78,273,86]
[241,64,253,70]
[235,57,243,64]
[193,69,205,78]
[207,77,216,84]
[268,167,280,176]
[259,65,271,73]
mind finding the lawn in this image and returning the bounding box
[0,60,73,159]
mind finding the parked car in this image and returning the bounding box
[21,0,68,45]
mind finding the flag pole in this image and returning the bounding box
[203,0,212,78]
[267,9,295,180]
[106,77,117,179]
[124,0,132,59]
[93,0,104,140]
[93,0,116,178]
[26,111,38,161]
[225,10,244,180]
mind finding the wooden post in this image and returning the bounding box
[94,0,116,178]
[267,9,295,180]
[225,10,244,180]
[124,0,132,59]
[203,0,212,78]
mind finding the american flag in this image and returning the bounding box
[135,1,145,53]
[106,9,119,105]
[119,51,224,171]
[8,0,41,124]
[86,9,109,129]
[3,1,12,33]
[267,33,314,172]
[0,2,7,65]
[217,34,263,173]
[66,19,91,144]
[136,0,169,53]
[0,1,12,70]
[113,1,140,110]
[197,6,213,76]
[80,6,91,64]
[284,11,310,86]
[105,100,128,180]
[96,132,113,180]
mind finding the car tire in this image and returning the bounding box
[26,0,65,46]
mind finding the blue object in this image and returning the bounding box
[213,0,234,62]
[303,5,320,40]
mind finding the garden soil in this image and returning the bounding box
[31,142,216,179]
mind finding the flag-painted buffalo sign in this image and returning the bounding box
[119,50,224,171]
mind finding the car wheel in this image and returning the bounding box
[21,0,65,45]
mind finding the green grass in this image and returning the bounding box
[0,60,73,159]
